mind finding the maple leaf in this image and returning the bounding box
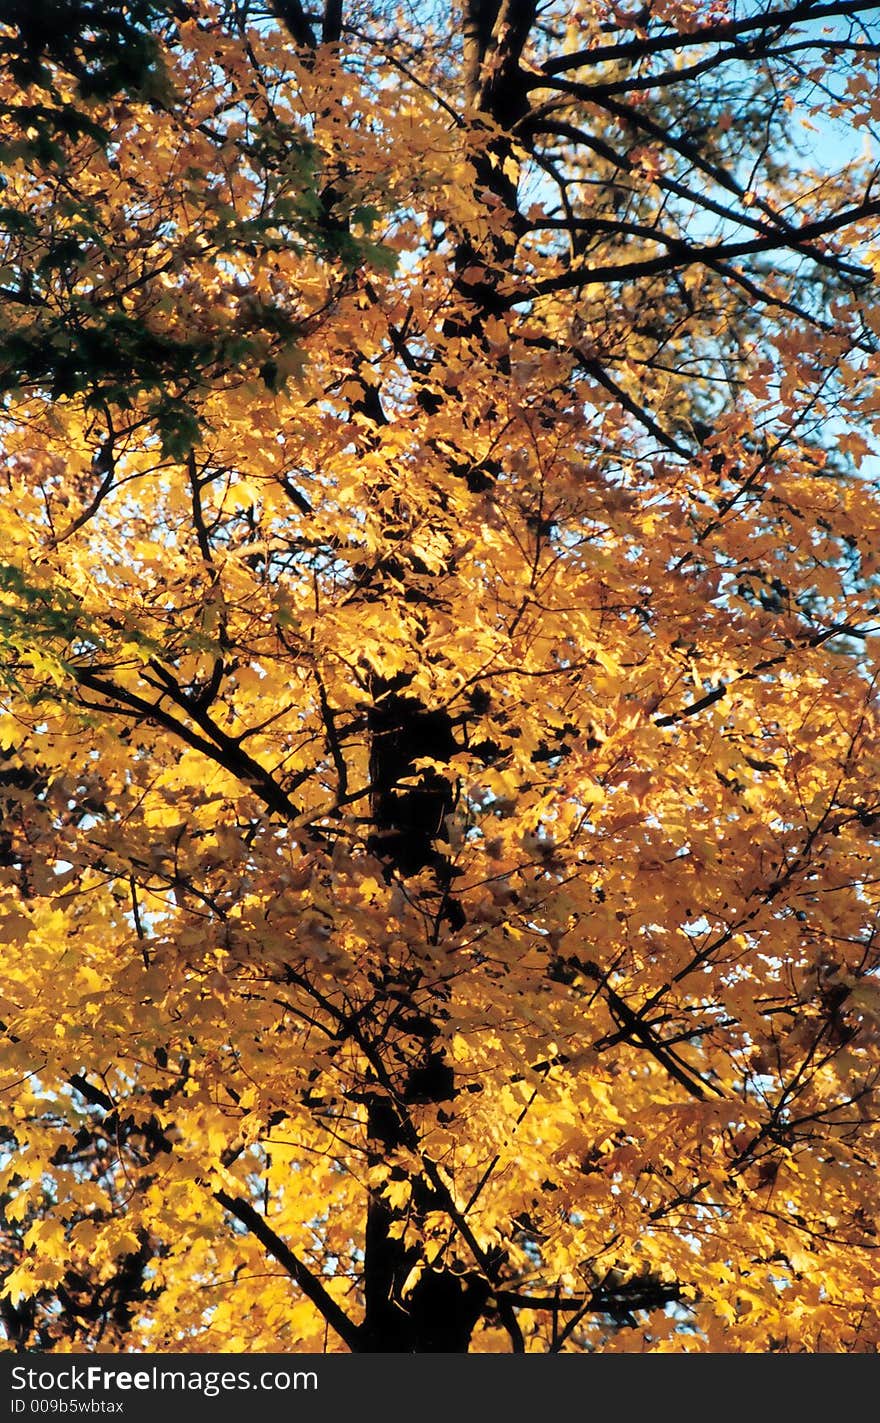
[1,0,880,1358]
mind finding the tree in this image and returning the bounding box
[1,0,880,1354]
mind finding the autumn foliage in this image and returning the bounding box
[2,0,880,1353]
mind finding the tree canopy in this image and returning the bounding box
[1,0,880,1354]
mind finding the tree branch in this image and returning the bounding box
[270,0,317,48]
[523,198,880,300]
[541,0,880,75]
[214,1189,362,1350]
